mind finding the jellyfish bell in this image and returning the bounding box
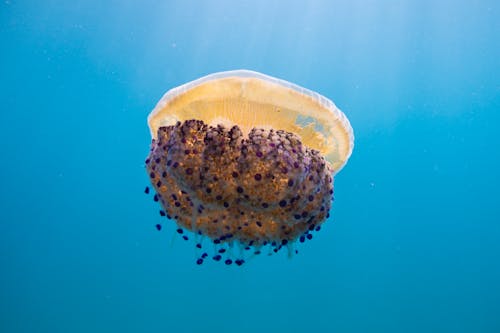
[148,70,353,173]
[145,70,354,265]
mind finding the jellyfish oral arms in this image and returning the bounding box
[147,121,333,244]
[145,70,354,264]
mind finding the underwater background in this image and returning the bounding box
[1,1,499,332]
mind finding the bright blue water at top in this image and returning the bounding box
[0,1,499,332]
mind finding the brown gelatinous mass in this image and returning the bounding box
[146,120,333,245]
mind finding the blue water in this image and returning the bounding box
[1,1,499,332]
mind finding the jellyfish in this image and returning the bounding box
[145,70,354,265]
